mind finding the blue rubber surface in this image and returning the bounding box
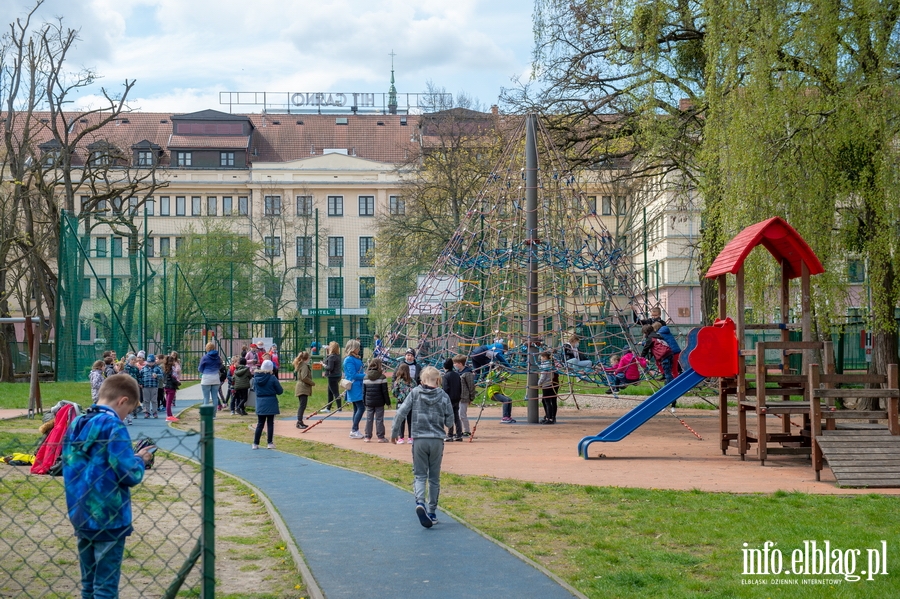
[134,386,578,599]
[578,368,707,455]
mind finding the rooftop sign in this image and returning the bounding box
[219,91,452,115]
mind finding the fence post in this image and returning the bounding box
[200,404,215,598]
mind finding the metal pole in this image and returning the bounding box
[163,258,168,352]
[143,206,149,350]
[199,404,215,598]
[643,206,648,310]
[110,233,116,353]
[315,208,320,344]
[525,114,539,424]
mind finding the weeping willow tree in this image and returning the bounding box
[703,1,900,390]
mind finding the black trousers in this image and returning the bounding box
[254,414,275,445]
[326,377,342,410]
[541,384,559,421]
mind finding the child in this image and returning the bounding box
[292,351,314,429]
[252,360,283,449]
[103,356,117,378]
[607,350,646,391]
[487,378,515,423]
[362,357,390,442]
[537,351,560,424]
[563,334,593,368]
[442,357,463,441]
[391,366,454,528]
[89,360,104,403]
[455,355,475,437]
[163,355,181,422]
[139,355,162,419]
[233,358,251,416]
[62,374,154,598]
[391,362,414,444]
[652,321,682,379]
[640,324,674,384]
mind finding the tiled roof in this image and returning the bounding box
[168,134,250,149]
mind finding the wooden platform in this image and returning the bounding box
[816,429,900,487]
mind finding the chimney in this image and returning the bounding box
[491,105,499,116]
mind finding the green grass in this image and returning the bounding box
[0,382,90,410]
[213,418,900,599]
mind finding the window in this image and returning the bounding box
[175,237,184,254]
[328,237,344,267]
[112,278,123,295]
[615,196,627,215]
[327,277,344,308]
[264,277,280,301]
[191,196,201,216]
[43,150,60,167]
[296,277,314,309]
[359,277,375,307]
[128,197,139,216]
[96,237,107,258]
[296,236,312,267]
[264,236,282,257]
[296,195,313,216]
[111,197,124,215]
[207,196,217,216]
[145,238,154,258]
[601,196,612,216]
[97,199,108,215]
[327,195,343,216]
[220,152,234,166]
[389,195,405,215]
[91,151,111,167]
[223,196,233,215]
[79,320,92,342]
[848,259,866,283]
[97,278,106,296]
[112,237,123,258]
[176,196,186,216]
[177,152,192,167]
[160,196,170,216]
[586,196,597,214]
[586,275,598,296]
[238,196,249,216]
[264,195,281,216]
[145,198,155,216]
[359,236,375,267]
[159,237,170,257]
[358,195,375,216]
[82,278,92,299]
[138,151,152,166]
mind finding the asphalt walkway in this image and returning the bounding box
[133,384,579,599]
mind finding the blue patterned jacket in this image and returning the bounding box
[62,405,145,540]
[140,364,163,388]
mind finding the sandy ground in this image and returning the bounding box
[253,401,900,496]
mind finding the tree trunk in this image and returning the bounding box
[860,331,899,411]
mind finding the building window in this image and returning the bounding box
[222,196,233,215]
[138,151,152,167]
[264,277,280,301]
[97,278,106,296]
[176,196,186,216]
[296,277,314,309]
[112,237,123,258]
[145,198,155,216]
[601,196,612,216]
[848,259,866,283]
[328,236,344,267]
[175,237,184,254]
[327,277,344,309]
[389,195,405,215]
[264,195,281,216]
[220,152,234,166]
[112,278,123,295]
[586,196,597,214]
[97,199,108,215]
[90,151,111,167]
[238,196,249,216]
[160,196,170,216]
[327,195,343,216]
[296,195,313,216]
[82,278,92,299]
[145,237,154,258]
[159,237,170,257]
[79,320,92,342]
[358,195,375,216]
[207,196,217,216]
[191,196,201,216]
[296,236,312,267]
[264,236,282,257]
[128,197,139,216]
[177,152,192,167]
[359,277,375,307]
[586,275,598,296]
[359,236,375,267]
[615,196,627,215]
[95,237,107,258]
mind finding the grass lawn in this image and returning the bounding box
[213,414,900,599]
[0,381,199,410]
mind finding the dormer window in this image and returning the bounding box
[91,151,111,167]
[177,152,192,167]
[87,141,120,168]
[42,149,60,167]
[138,151,153,166]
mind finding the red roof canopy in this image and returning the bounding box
[705,217,824,279]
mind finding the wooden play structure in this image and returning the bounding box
[706,217,900,486]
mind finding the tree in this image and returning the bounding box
[374,89,506,325]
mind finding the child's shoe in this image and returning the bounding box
[377,438,389,443]
[251,444,259,450]
[396,438,405,444]
[364,437,371,443]
[462,432,471,437]
[500,417,513,423]
[428,512,438,525]
[415,502,432,528]
[267,443,276,449]
[453,436,463,442]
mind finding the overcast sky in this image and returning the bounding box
[2,0,535,115]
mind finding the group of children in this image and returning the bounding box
[90,349,183,422]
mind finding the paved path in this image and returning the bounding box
[133,385,578,599]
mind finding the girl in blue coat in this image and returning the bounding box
[252,360,284,449]
[343,339,367,438]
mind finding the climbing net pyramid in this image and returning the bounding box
[384,116,652,393]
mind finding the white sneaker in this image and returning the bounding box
[321,408,330,413]
[267,443,276,449]
[251,444,259,450]
[396,438,405,444]
[349,431,363,439]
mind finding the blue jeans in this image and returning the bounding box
[660,355,674,384]
[350,400,365,432]
[77,536,126,599]
[201,384,217,406]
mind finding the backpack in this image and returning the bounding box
[651,338,672,360]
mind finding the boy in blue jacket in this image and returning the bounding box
[63,374,155,599]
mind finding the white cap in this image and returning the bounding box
[261,360,275,372]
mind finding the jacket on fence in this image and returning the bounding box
[363,366,390,408]
[198,350,223,385]
[62,405,145,540]
[294,362,315,397]
[233,365,252,390]
[390,384,454,440]
[323,353,341,379]
[253,372,283,416]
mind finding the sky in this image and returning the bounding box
[2,0,536,115]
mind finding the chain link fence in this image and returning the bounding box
[0,406,215,598]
